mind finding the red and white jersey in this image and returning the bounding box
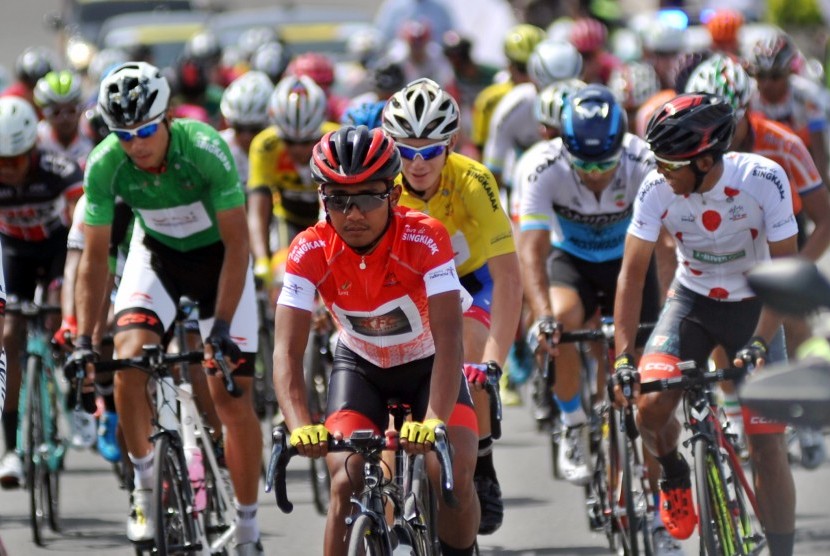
[278,207,465,368]
[629,152,798,301]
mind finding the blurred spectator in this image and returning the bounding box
[374,0,456,43]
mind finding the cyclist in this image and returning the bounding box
[33,70,94,169]
[567,17,620,85]
[70,62,263,553]
[613,93,797,555]
[286,52,350,124]
[247,74,338,289]
[608,61,662,134]
[273,124,480,556]
[382,78,523,535]
[517,84,658,482]
[0,96,83,488]
[1,46,54,110]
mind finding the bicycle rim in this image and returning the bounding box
[695,440,737,555]
[202,441,234,555]
[26,358,46,546]
[408,455,438,555]
[155,435,199,555]
[720,445,767,555]
[621,432,653,556]
[347,513,387,556]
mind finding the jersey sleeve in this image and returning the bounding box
[191,125,245,212]
[753,161,799,243]
[407,215,464,297]
[277,228,327,311]
[517,145,555,232]
[83,141,118,226]
[627,172,666,243]
[460,164,516,258]
[783,133,824,196]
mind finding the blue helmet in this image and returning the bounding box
[341,100,386,130]
[561,84,627,161]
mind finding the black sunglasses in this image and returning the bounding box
[321,190,392,213]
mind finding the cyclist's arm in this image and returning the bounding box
[518,228,554,320]
[246,186,273,261]
[426,290,464,423]
[808,130,830,187]
[273,304,314,430]
[613,233,656,356]
[799,185,830,261]
[214,206,250,324]
[76,224,112,338]
[482,252,522,365]
[751,234,799,344]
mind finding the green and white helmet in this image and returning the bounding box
[684,54,752,119]
[34,70,83,108]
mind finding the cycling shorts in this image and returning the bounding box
[112,233,258,377]
[460,264,493,328]
[325,342,479,438]
[639,282,785,435]
[1,230,67,300]
[546,248,660,323]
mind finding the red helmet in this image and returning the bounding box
[569,17,607,54]
[311,126,402,186]
[706,9,744,46]
[400,19,432,45]
[287,53,335,90]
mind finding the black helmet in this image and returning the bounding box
[561,84,627,162]
[645,92,735,159]
[370,59,406,94]
[311,125,401,186]
[15,46,54,87]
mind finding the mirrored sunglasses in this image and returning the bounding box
[111,115,164,142]
[321,191,391,213]
[654,154,692,172]
[398,141,449,161]
[570,152,621,173]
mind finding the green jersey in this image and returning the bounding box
[84,119,245,252]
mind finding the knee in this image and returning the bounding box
[636,393,674,430]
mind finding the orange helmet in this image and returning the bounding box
[706,9,744,46]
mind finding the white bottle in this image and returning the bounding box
[186,447,207,512]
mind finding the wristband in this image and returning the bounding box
[614,353,636,370]
[76,335,93,351]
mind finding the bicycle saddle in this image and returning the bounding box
[746,257,830,316]
[739,356,830,427]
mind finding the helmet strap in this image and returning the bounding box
[690,158,707,193]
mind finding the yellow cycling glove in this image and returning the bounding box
[253,256,272,286]
[400,418,444,444]
[289,424,329,447]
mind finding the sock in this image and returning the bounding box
[475,436,496,479]
[652,493,665,529]
[766,531,794,556]
[439,539,475,556]
[129,451,155,490]
[656,450,688,480]
[554,393,587,427]
[2,411,18,451]
[722,392,742,421]
[234,499,259,544]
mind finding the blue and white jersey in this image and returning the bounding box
[517,133,654,262]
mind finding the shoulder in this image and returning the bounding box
[725,153,789,202]
[620,134,655,171]
[637,169,669,204]
[173,119,234,167]
[492,83,534,120]
[86,134,126,172]
[250,126,281,154]
[37,149,82,180]
[446,153,496,185]
[397,209,452,248]
[286,225,330,266]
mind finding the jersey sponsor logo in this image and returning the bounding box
[552,204,632,226]
[426,265,457,281]
[283,282,304,296]
[137,202,212,239]
[401,227,439,255]
[642,361,675,373]
[195,135,233,172]
[748,415,777,425]
[638,176,662,202]
[681,213,696,223]
[728,205,747,222]
[565,234,626,253]
[464,168,499,211]
[333,296,423,344]
[347,309,412,336]
[288,237,325,264]
[772,215,796,229]
[751,166,786,200]
[692,249,746,264]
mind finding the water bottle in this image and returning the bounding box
[186,447,206,512]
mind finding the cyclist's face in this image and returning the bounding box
[0,151,31,185]
[118,117,169,171]
[755,71,789,103]
[322,181,400,249]
[398,136,455,198]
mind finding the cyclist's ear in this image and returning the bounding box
[389,183,402,205]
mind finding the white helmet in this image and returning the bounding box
[608,62,661,110]
[642,21,685,54]
[382,77,459,141]
[534,78,586,128]
[268,75,327,141]
[528,40,583,88]
[221,71,273,127]
[0,97,38,156]
[98,61,170,128]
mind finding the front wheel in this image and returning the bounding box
[26,357,47,546]
[347,513,387,556]
[154,435,200,556]
[407,455,438,555]
[620,430,653,556]
[695,439,735,555]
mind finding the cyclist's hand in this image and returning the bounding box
[463,362,488,389]
[253,256,272,289]
[735,336,768,370]
[52,315,77,348]
[205,319,242,366]
[527,316,560,359]
[400,418,443,455]
[63,335,97,382]
[612,353,639,408]
[289,424,329,458]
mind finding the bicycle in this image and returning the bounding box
[630,361,767,555]
[11,300,66,546]
[92,345,241,555]
[266,403,457,556]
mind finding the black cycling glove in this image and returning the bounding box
[206,319,242,363]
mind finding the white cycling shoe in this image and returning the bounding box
[127,488,155,542]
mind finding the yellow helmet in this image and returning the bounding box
[503,24,546,64]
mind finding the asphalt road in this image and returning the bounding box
[1,398,828,555]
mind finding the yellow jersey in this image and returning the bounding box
[248,122,340,227]
[470,80,514,149]
[396,152,516,277]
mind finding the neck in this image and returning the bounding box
[697,160,724,194]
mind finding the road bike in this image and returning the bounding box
[12,300,66,546]
[266,403,457,556]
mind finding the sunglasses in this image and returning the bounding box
[397,141,449,161]
[321,190,391,213]
[284,137,318,146]
[570,153,621,173]
[111,115,164,142]
[44,105,80,118]
[654,154,692,172]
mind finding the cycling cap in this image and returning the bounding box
[34,70,83,108]
[561,84,627,161]
[645,92,735,159]
[287,52,335,90]
[684,54,751,116]
[608,62,661,110]
[342,101,386,130]
[251,42,291,84]
[268,75,327,141]
[15,47,54,86]
[706,9,743,46]
[382,77,459,141]
[751,33,797,74]
[98,62,171,128]
[0,97,38,156]
[220,71,273,127]
[311,125,401,185]
[534,78,586,128]
[528,40,583,88]
[569,17,607,54]
[503,24,547,65]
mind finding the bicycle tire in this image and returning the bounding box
[695,439,737,555]
[201,441,234,555]
[253,309,277,423]
[26,357,47,546]
[407,455,438,555]
[347,513,388,556]
[620,428,653,556]
[45,372,61,534]
[154,434,200,556]
[719,442,767,555]
[305,330,331,516]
